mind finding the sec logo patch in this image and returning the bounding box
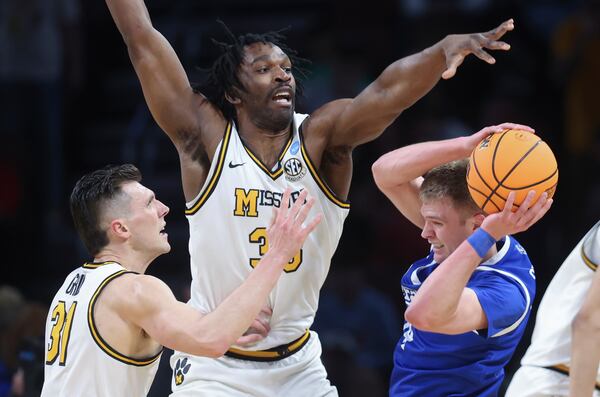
[284,158,306,182]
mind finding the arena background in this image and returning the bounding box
[1,0,599,395]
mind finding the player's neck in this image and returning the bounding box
[237,117,292,169]
[94,248,152,274]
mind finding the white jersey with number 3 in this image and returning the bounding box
[185,112,350,350]
[41,262,161,397]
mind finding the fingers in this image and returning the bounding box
[277,187,292,221]
[302,213,323,238]
[520,192,551,229]
[260,306,273,317]
[485,18,515,41]
[503,191,516,215]
[236,333,264,346]
[472,47,496,64]
[514,191,537,224]
[288,189,309,223]
[496,122,535,133]
[294,195,315,226]
[442,56,465,80]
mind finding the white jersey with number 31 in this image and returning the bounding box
[41,262,161,397]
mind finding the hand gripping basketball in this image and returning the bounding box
[466,124,558,214]
[481,190,553,240]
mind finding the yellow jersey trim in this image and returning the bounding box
[241,131,293,180]
[225,330,310,361]
[185,122,233,215]
[87,270,163,367]
[581,244,598,271]
[82,261,119,269]
[299,139,350,209]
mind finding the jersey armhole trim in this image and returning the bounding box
[185,122,232,215]
[475,266,531,338]
[298,126,350,209]
[87,270,163,366]
[581,244,598,271]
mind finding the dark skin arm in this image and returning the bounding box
[106,0,226,201]
[303,19,515,200]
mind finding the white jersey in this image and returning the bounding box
[519,221,600,381]
[185,112,349,350]
[41,262,162,397]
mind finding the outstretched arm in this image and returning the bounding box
[105,0,225,199]
[325,19,515,148]
[372,123,527,228]
[569,267,600,397]
[118,189,321,357]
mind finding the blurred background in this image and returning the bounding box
[1,0,600,395]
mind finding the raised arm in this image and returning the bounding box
[119,189,321,356]
[371,124,512,228]
[569,261,600,396]
[324,19,514,148]
[105,0,226,199]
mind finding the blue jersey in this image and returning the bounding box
[390,236,536,397]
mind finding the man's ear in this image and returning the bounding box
[473,213,486,230]
[225,91,241,105]
[109,219,130,239]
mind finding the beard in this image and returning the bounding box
[249,102,294,132]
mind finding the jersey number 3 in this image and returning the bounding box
[46,301,77,366]
[249,227,303,273]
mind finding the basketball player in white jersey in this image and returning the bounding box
[41,164,320,397]
[105,0,518,393]
[506,221,600,397]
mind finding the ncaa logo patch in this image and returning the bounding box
[284,158,306,182]
[290,140,300,155]
[174,357,191,386]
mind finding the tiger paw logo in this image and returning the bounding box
[174,357,191,386]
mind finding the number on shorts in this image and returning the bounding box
[46,301,77,366]
[249,227,303,273]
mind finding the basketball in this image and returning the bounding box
[466,129,558,214]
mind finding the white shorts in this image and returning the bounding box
[169,331,337,397]
[505,365,600,397]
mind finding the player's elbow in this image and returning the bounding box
[405,305,441,332]
[189,335,230,358]
[371,160,391,190]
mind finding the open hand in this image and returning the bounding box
[442,19,514,79]
[267,188,322,262]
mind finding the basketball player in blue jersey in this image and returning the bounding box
[372,123,553,397]
[105,0,519,394]
[41,164,320,396]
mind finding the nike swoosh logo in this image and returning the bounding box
[228,161,246,168]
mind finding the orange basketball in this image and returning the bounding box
[466,129,558,214]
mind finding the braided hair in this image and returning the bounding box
[196,21,309,122]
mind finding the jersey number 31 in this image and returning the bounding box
[46,301,77,366]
